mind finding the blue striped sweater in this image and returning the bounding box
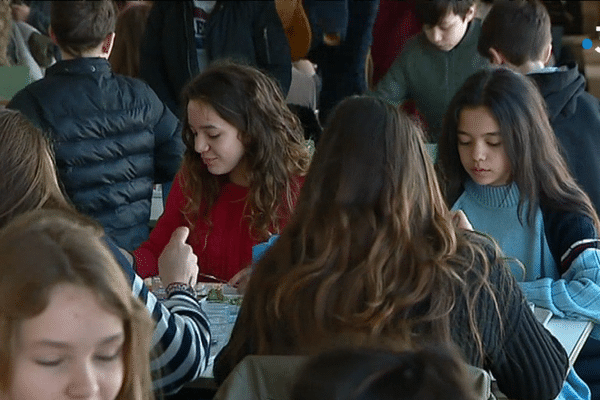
[104,237,211,395]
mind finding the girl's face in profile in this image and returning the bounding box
[187,99,248,186]
[8,283,125,400]
[456,106,512,187]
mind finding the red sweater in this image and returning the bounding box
[134,171,302,281]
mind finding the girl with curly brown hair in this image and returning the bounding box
[134,61,310,282]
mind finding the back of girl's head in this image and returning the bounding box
[439,68,598,225]
[292,346,478,400]
[241,96,496,354]
[51,0,117,58]
[0,109,72,229]
[0,208,153,399]
[296,95,447,238]
[180,61,309,237]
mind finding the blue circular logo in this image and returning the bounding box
[583,38,593,50]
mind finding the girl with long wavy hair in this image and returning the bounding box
[134,61,310,282]
[213,95,568,400]
[437,67,600,400]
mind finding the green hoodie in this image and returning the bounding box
[369,18,489,142]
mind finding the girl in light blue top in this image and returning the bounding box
[438,68,600,400]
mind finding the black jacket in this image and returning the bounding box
[529,64,600,213]
[140,1,292,117]
[8,57,184,250]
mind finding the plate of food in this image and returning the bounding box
[195,282,242,305]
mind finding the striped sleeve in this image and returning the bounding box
[105,237,211,395]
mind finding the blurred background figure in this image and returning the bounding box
[368,0,423,130]
[275,0,322,142]
[9,0,58,61]
[109,1,152,78]
[369,0,420,88]
[0,0,54,95]
[10,0,50,35]
[139,1,292,118]
[304,0,380,124]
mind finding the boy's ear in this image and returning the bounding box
[464,5,476,23]
[542,42,553,66]
[101,32,116,57]
[488,48,508,65]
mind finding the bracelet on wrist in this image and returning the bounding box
[165,282,196,298]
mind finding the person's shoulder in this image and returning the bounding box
[112,74,165,107]
[541,205,597,236]
[6,78,48,117]
[7,84,35,105]
[393,33,436,73]
[463,18,482,40]
[540,204,598,263]
[115,74,155,93]
[11,71,52,96]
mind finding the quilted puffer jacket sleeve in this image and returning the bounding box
[7,87,46,131]
[149,88,184,184]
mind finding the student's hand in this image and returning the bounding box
[228,266,252,294]
[158,227,199,287]
[452,210,473,231]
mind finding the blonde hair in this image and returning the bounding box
[0,209,155,399]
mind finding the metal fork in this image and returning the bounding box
[197,272,233,286]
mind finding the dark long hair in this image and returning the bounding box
[438,68,600,229]
[222,96,505,366]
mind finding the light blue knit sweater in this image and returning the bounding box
[453,179,600,400]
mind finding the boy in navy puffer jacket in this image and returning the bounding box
[8,0,184,251]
